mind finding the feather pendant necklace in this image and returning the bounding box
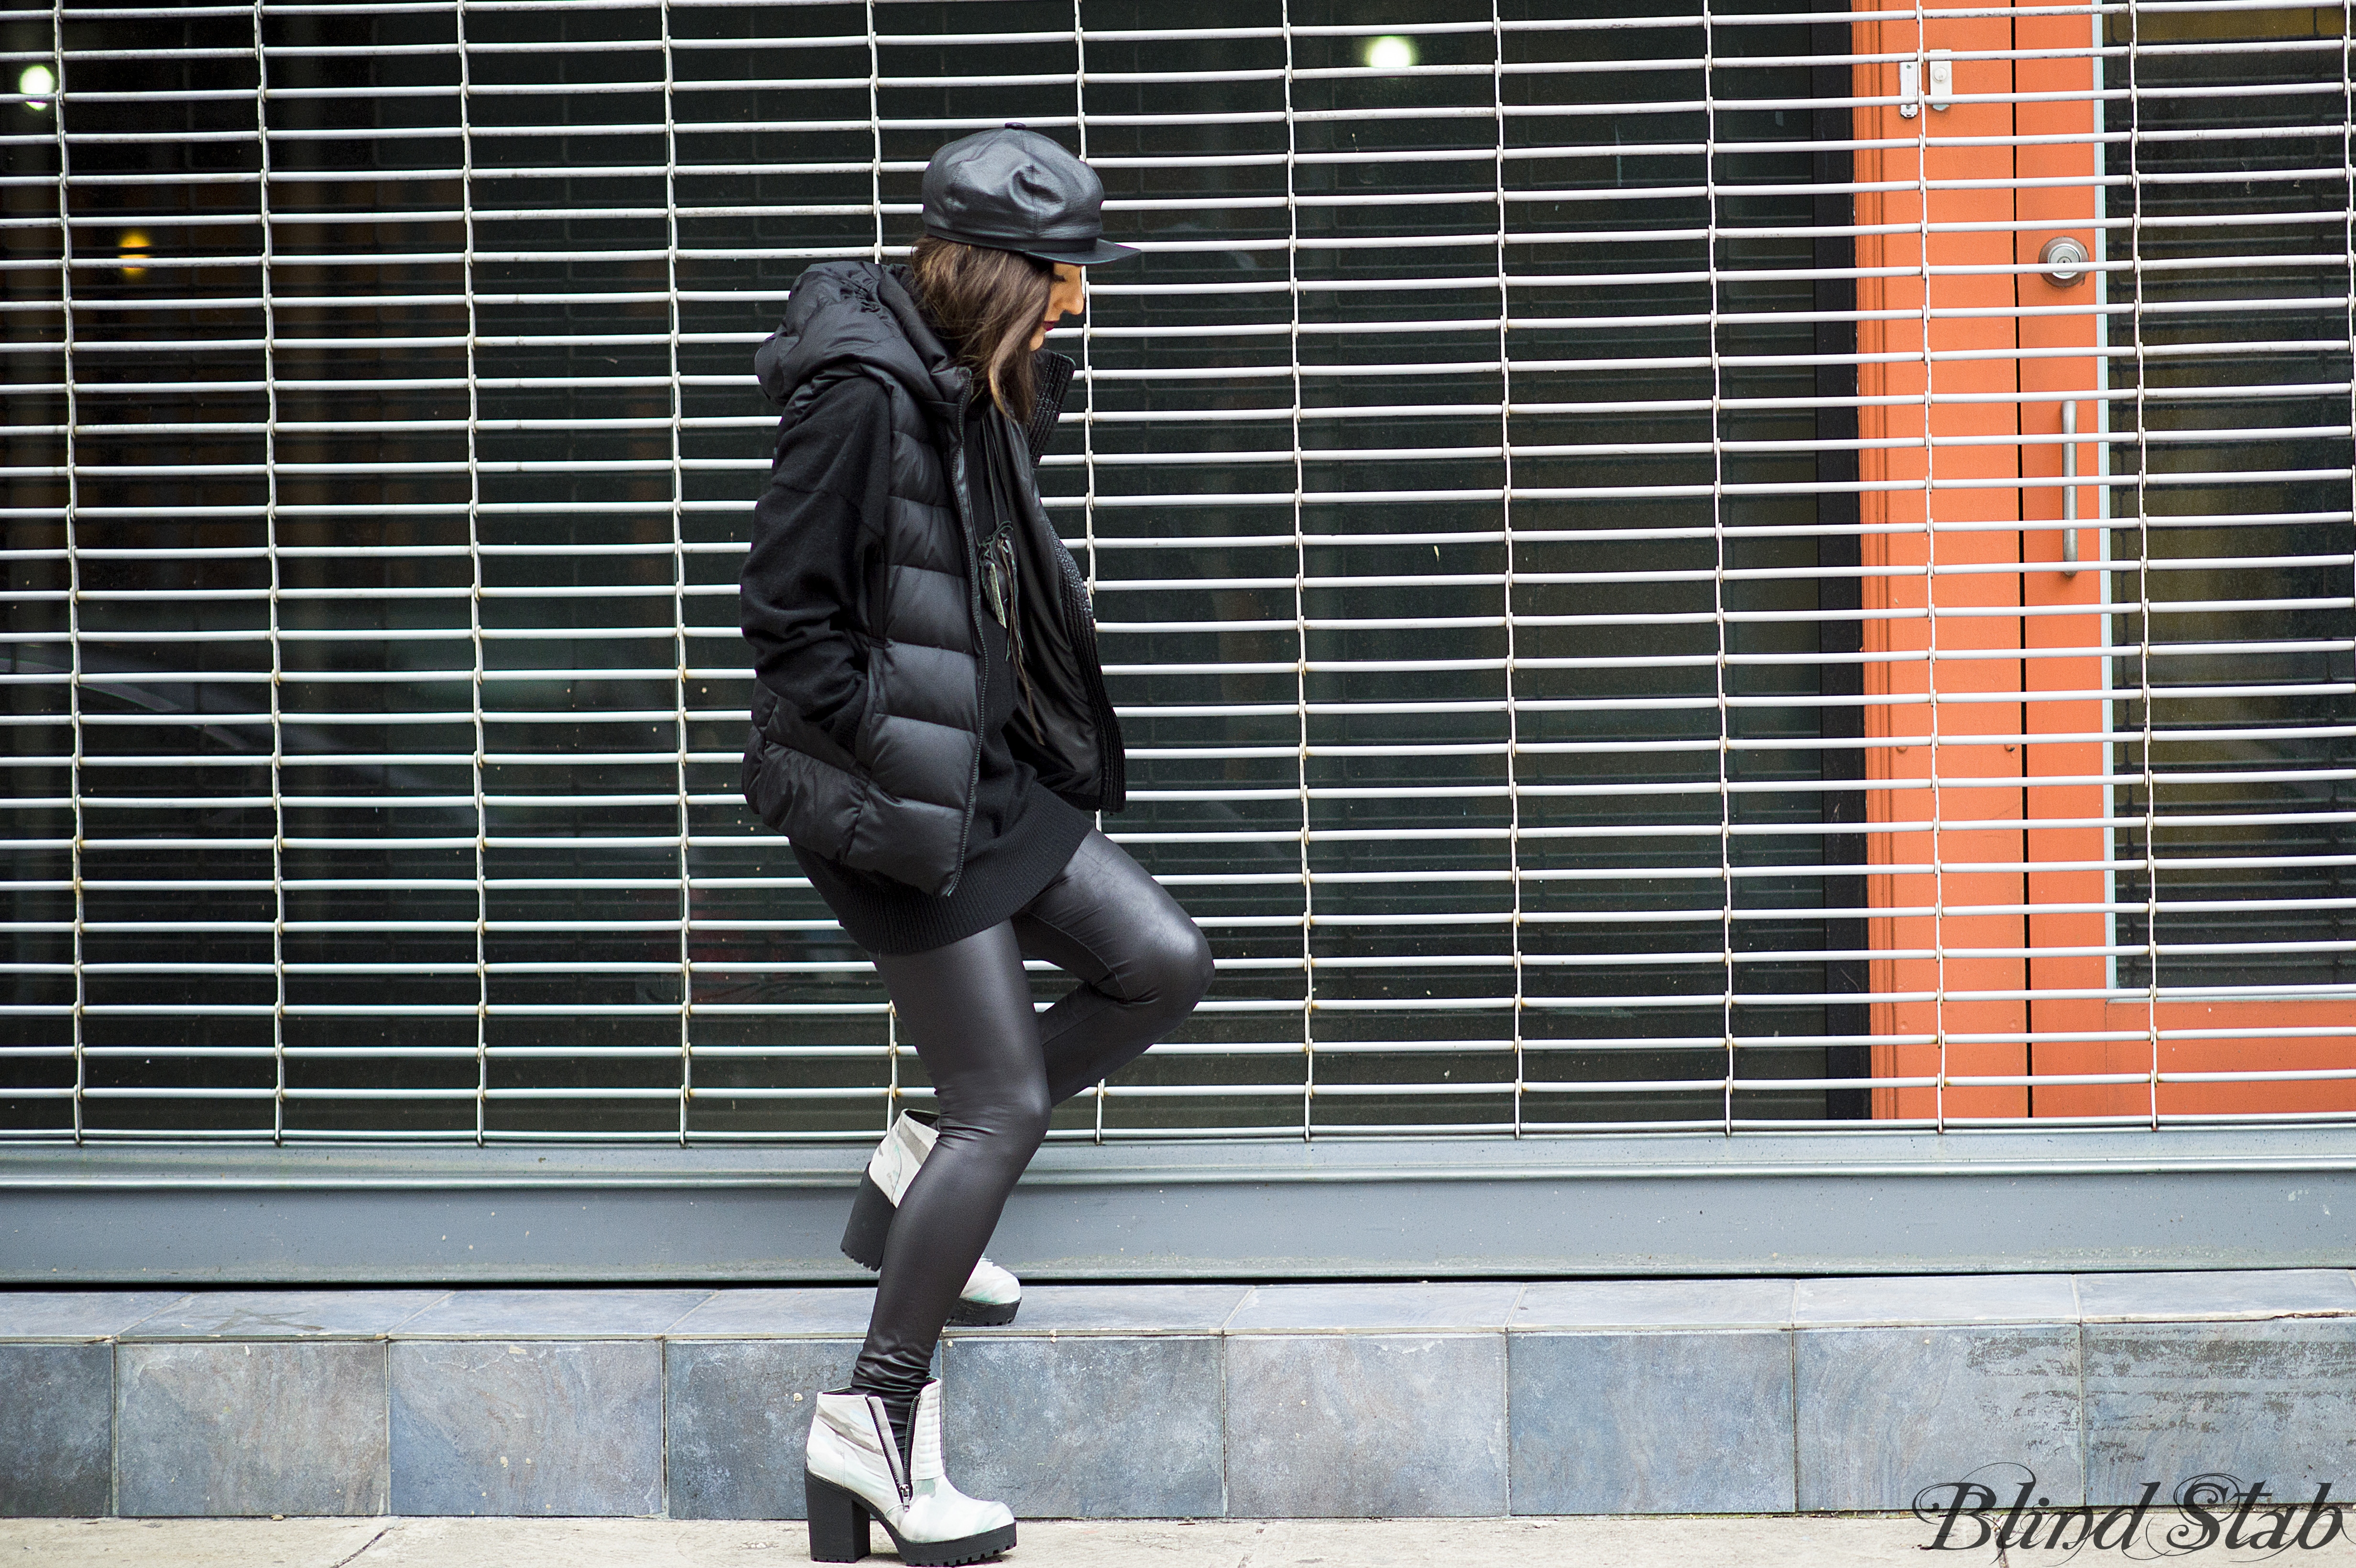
[977,414,1046,743]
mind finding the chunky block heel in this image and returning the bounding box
[805,1470,872,1563]
[839,1171,896,1271]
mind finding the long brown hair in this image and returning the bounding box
[908,235,1054,418]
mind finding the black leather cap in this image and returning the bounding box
[921,127,1138,267]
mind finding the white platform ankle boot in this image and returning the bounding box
[804,1380,1017,1566]
[840,1111,1022,1326]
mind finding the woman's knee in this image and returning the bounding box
[938,1067,1052,1150]
[1142,913,1214,1024]
[1004,1075,1054,1147]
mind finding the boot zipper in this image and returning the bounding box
[865,1398,913,1505]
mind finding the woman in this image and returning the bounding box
[740,127,1212,1565]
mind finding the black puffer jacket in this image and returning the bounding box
[739,260,1124,897]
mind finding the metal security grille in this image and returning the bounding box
[2,0,2350,1146]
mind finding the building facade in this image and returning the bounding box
[3,0,2352,1278]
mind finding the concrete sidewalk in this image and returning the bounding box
[9,1515,2356,1568]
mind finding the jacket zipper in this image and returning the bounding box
[939,427,988,899]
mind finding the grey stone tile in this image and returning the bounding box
[941,1335,1224,1517]
[126,1290,447,1339]
[1514,1280,1795,1330]
[2076,1269,2356,1323]
[1793,1274,2078,1327]
[1795,1326,2083,1510]
[117,1341,387,1516]
[1225,1284,1523,1333]
[668,1288,876,1339]
[1511,1331,1794,1514]
[2086,1319,2356,1505]
[1226,1333,1506,1517]
[396,1288,711,1338]
[389,1340,661,1517]
[0,1292,189,1340]
[0,1343,113,1516]
[943,1285,1250,1336]
[667,1339,861,1521]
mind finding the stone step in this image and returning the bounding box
[5,1272,2354,1520]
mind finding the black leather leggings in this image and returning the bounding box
[849,828,1213,1417]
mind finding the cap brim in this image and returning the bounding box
[1020,237,1141,266]
[924,224,1141,267]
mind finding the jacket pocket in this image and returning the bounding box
[851,650,885,770]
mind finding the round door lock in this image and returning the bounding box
[2040,236,2090,287]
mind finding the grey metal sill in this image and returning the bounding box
[4,1127,2353,1284]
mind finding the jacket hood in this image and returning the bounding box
[753,260,969,422]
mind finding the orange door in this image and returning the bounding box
[1854,0,2356,1121]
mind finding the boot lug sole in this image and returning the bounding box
[944,1296,1020,1327]
[883,1518,1016,1567]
